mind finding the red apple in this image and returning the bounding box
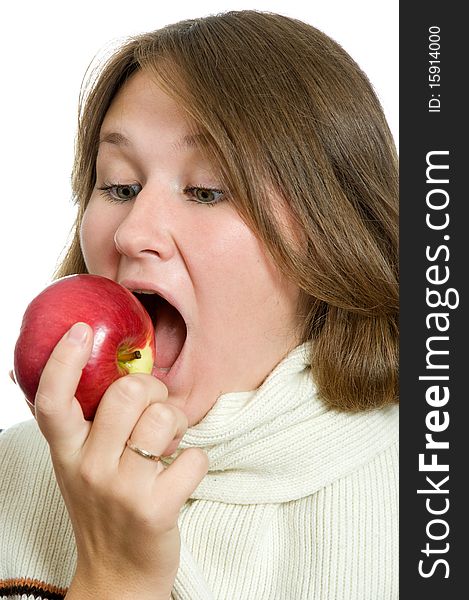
[13,274,156,420]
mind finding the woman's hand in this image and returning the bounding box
[34,322,208,600]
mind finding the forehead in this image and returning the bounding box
[100,71,188,138]
[98,71,207,156]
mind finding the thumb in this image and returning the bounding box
[35,322,93,458]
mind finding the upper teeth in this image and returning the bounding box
[133,289,156,294]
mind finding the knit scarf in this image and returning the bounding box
[170,343,398,599]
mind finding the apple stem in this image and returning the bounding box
[119,350,142,362]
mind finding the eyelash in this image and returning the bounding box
[97,182,225,207]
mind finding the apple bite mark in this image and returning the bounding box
[133,292,187,375]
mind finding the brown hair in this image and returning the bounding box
[56,10,399,411]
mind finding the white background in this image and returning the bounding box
[0,0,398,429]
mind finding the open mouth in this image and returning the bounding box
[133,292,187,373]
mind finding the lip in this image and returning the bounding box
[118,277,188,383]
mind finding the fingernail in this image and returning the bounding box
[67,322,90,346]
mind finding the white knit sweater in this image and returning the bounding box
[0,344,399,599]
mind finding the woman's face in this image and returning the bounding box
[80,71,300,425]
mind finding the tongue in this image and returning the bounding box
[154,300,186,369]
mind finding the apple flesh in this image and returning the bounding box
[13,274,156,420]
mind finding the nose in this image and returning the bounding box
[113,191,176,261]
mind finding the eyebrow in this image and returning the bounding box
[171,133,206,151]
[99,132,131,146]
[99,131,206,151]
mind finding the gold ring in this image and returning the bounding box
[126,439,161,462]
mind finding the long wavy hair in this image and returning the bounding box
[56,10,399,411]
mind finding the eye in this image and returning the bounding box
[184,186,225,206]
[97,182,142,202]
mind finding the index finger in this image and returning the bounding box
[35,322,94,457]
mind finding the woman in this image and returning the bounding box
[0,10,398,600]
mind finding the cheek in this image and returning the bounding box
[197,219,297,317]
[80,202,119,273]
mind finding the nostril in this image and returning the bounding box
[113,230,125,255]
[113,228,156,257]
[113,222,173,260]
